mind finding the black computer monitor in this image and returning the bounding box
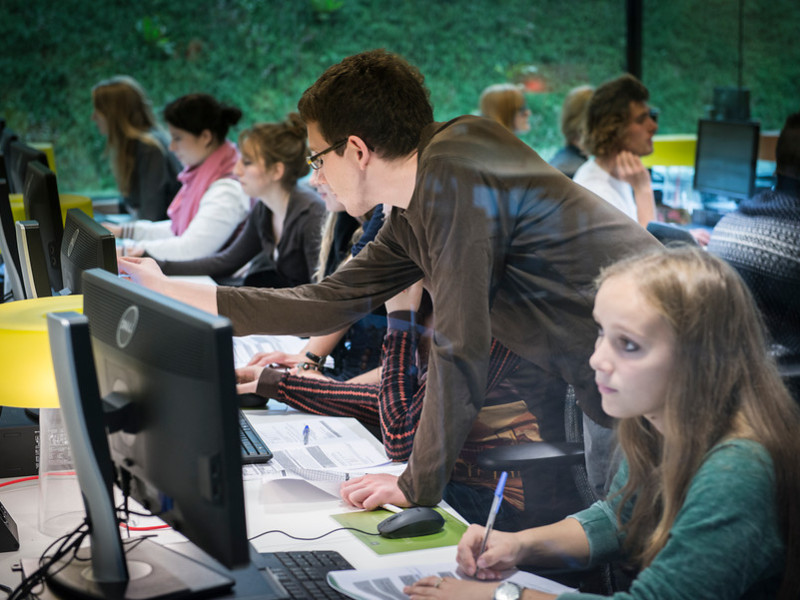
[60,208,117,294]
[40,269,287,599]
[0,178,26,300]
[6,140,48,195]
[694,119,760,201]
[16,220,52,298]
[23,161,64,292]
[0,126,18,183]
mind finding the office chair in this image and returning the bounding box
[477,386,616,594]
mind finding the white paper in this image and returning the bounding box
[232,334,309,368]
[247,417,393,484]
[327,562,575,600]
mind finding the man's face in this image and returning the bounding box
[620,101,658,157]
[307,122,372,217]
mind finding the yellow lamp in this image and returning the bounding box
[0,295,83,409]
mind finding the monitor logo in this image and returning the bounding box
[66,229,79,258]
[116,306,139,348]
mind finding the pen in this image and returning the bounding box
[303,425,310,445]
[381,503,403,514]
[478,471,507,558]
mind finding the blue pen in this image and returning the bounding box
[478,471,507,558]
[302,425,310,445]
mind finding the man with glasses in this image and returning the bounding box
[120,49,659,510]
[573,74,660,229]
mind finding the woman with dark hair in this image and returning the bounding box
[156,113,325,288]
[406,247,800,600]
[91,75,181,220]
[106,93,250,261]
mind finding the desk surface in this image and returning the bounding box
[0,408,462,592]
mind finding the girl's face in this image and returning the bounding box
[513,104,531,134]
[233,142,280,199]
[91,107,108,137]
[168,125,213,168]
[589,274,676,432]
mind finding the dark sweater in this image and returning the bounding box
[159,185,325,288]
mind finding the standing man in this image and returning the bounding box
[573,74,658,228]
[121,49,659,508]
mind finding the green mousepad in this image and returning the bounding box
[330,507,468,555]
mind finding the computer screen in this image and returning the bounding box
[16,220,52,298]
[6,140,48,195]
[0,178,26,300]
[43,269,273,599]
[23,161,64,292]
[60,208,117,294]
[694,119,760,201]
[0,127,19,184]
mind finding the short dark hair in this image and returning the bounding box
[776,111,800,179]
[164,93,242,145]
[583,74,649,157]
[298,49,433,160]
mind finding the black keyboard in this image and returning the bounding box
[259,550,353,600]
[239,411,273,464]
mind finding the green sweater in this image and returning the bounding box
[561,439,784,600]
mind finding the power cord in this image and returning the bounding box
[249,526,380,543]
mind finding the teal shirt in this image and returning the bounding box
[560,439,784,599]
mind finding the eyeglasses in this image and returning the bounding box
[306,139,348,170]
[648,107,660,123]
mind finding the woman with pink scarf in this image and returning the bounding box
[107,93,250,261]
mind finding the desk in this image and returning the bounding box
[0,408,463,593]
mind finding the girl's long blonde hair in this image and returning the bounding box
[92,76,165,196]
[600,247,800,599]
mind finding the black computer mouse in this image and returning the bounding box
[238,392,268,409]
[377,507,445,539]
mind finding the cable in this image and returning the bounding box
[249,526,380,543]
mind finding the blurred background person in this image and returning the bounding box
[91,75,181,221]
[479,83,531,135]
[106,93,250,261]
[549,84,594,178]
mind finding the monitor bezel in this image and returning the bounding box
[693,118,760,201]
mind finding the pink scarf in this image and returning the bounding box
[167,140,239,236]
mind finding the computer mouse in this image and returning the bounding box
[377,507,445,539]
[238,392,268,409]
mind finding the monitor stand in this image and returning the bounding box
[22,541,288,600]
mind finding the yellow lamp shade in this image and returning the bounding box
[0,295,83,409]
[9,193,94,223]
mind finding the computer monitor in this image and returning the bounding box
[694,118,760,201]
[23,161,64,292]
[16,220,52,298]
[0,126,18,183]
[41,269,285,599]
[0,178,26,300]
[6,139,48,195]
[60,208,117,294]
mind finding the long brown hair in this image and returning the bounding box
[599,247,800,598]
[92,75,165,196]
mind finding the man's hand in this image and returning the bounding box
[339,473,411,510]
[118,256,168,289]
[247,350,303,368]
[611,150,650,190]
[235,365,265,394]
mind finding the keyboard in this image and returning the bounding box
[239,411,273,464]
[259,550,353,599]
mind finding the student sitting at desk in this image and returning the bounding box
[237,281,582,531]
[406,247,800,600]
[91,75,181,221]
[156,114,326,288]
[106,93,250,261]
